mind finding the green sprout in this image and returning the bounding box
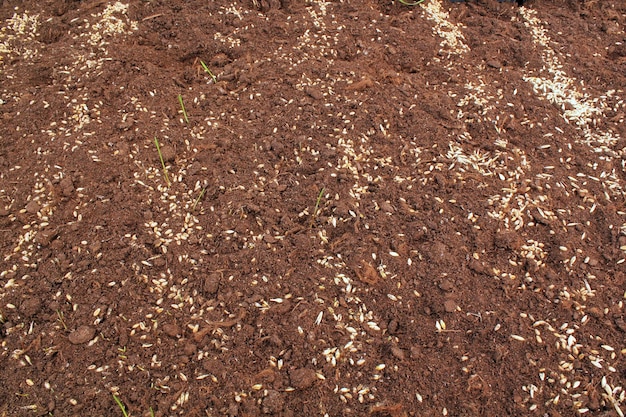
[153,137,171,187]
[178,94,189,123]
[200,60,217,83]
[113,394,129,417]
[398,0,424,4]
[310,187,325,226]
[56,310,67,331]
[192,187,207,211]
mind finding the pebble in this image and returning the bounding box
[304,86,323,100]
[263,234,277,244]
[262,390,285,414]
[587,306,604,319]
[410,345,421,359]
[159,145,176,162]
[25,200,40,214]
[289,368,317,389]
[162,323,181,338]
[203,273,220,296]
[486,60,502,69]
[380,201,395,213]
[35,229,57,246]
[438,279,455,292]
[59,177,74,197]
[68,325,95,344]
[444,299,457,313]
[19,297,42,318]
[183,342,197,356]
[468,258,486,275]
[391,345,406,360]
[494,230,522,251]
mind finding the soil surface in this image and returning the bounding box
[1,0,625,416]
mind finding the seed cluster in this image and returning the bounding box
[0,0,624,415]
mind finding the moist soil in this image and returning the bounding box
[1,0,625,416]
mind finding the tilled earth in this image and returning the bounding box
[1,0,625,416]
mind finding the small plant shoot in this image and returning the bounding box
[154,137,171,187]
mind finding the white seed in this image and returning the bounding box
[315,311,323,325]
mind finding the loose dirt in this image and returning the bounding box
[1,0,625,416]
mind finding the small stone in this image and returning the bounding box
[68,325,96,344]
[162,323,181,338]
[304,86,322,100]
[468,259,486,275]
[19,298,42,318]
[615,318,626,333]
[25,200,40,214]
[183,342,197,356]
[262,390,285,414]
[587,387,601,410]
[380,201,394,213]
[210,53,229,67]
[494,230,522,251]
[410,345,421,359]
[391,346,406,361]
[587,306,604,319]
[89,241,101,253]
[289,368,317,390]
[202,359,225,378]
[444,299,457,313]
[35,229,57,246]
[438,279,455,292]
[203,273,220,296]
[59,177,74,197]
[387,319,398,334]
[159,145,176,163]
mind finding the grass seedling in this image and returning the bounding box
[192,186,207,211]
[178,94,189,123]
[398,0,424,4]
[200,60,217,83]
[153,137,171,187]
[113,394,129,417]
[310,187,325,226]
[56,310,67,331]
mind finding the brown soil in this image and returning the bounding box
[1,0,625,416]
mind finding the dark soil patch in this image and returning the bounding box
[1,0,625,416]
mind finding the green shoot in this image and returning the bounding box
[56,310,67,331]
[398,0,424,5]
[200,60,217,83]
[192,187,207,211]
[153,137,171,187]
[149,407,155,417]
[178,94,189,123]
[113,394,129,417]
[310,187,325,226]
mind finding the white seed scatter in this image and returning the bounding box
[0,0,624,415]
